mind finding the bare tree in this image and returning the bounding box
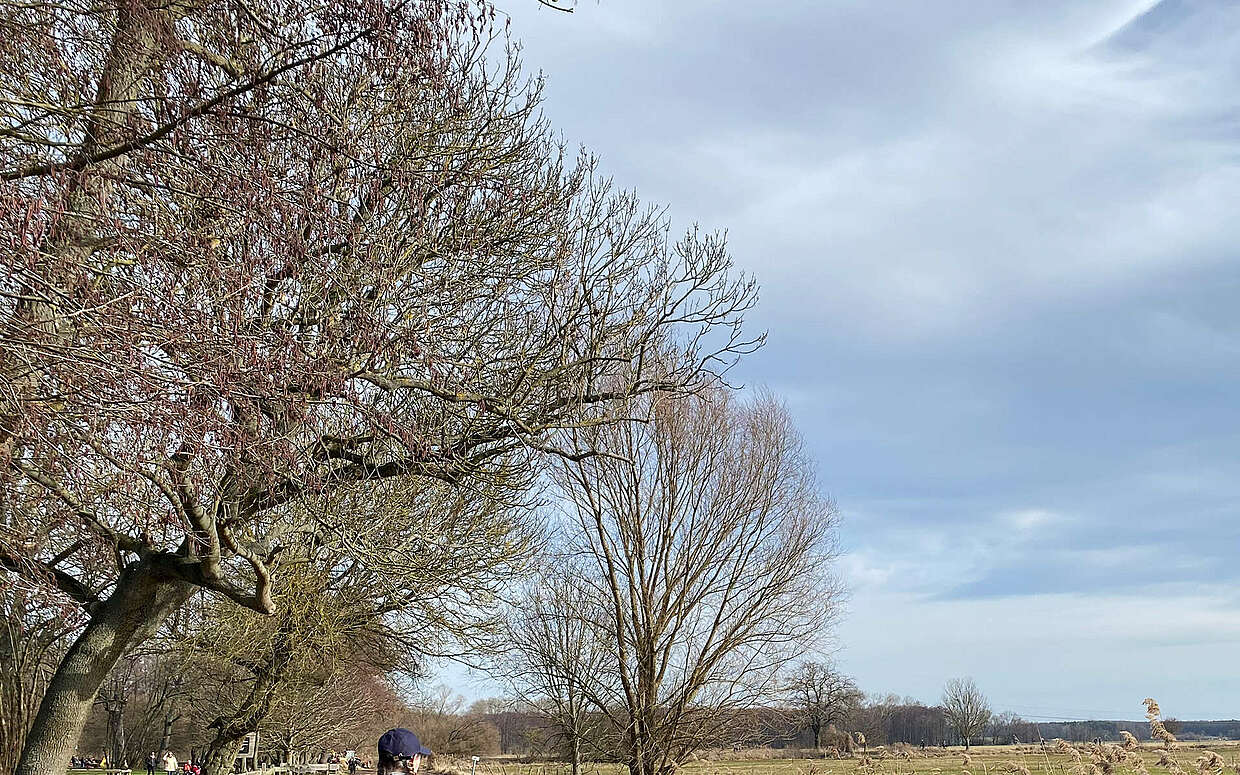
[0,1,759,772]
[468,698,536,755]
[942,678,990,750]
[180,569,354,775]
[555,389,842,775]
[502,564,611,775]
[95,658,139,769]
[124,651,189,763]
[786,661,862,750]
[262,667,387,765]
[398,686,499,756]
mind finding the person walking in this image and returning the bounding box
[147,752,158,775]
[162,751,178,775]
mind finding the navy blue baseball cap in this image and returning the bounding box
[378,729,432,759]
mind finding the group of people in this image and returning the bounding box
[145,751,203,775]
[70,755,111,769]
[73,728,432,775]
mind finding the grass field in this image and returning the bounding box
[455,742,1240,775]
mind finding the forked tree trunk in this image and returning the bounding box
[625,741,673,775]
[198,739,246,775]
[15,562,193,775]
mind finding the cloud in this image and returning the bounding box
[505,0,1240,337]
[497,0,1240,716]
[1002,509,1063,532]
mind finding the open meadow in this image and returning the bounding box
[459,743,1240,775]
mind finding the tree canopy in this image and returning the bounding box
[0,2,758,773]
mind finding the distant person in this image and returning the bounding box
[148,752,158,775]
[162,751,178,775]
[349,758,360,775]
[377,728,433,775]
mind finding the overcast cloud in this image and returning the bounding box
[485,0,1240,720]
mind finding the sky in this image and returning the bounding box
[466,0,1240,720]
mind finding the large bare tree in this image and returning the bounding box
[786,660,862,750]
[942,677,990,750]
[555,389,841,775]
[0,1,759,773]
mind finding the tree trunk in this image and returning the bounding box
[199,634,291,775]
[105,704,126,768]
[198,739,245,775]
[15,562,193,775]
[626,744,668,775]
[160,712,175,753]
[565,682,581,775]
[625,736,646,775]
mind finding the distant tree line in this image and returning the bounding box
[463,686,1240,758]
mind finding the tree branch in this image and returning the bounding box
[0,549,101,612]
[8,458,148,555]
[1,30,368,181]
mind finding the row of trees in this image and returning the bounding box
[2,387,841,775]
[439,680,1188,757]
[0,4,841,775]
[500,610,997,761]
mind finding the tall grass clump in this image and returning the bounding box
[1143,699,1177,751]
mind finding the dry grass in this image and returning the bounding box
[442,741,1240,775]
[440,702,1237,775]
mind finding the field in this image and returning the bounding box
[457,742,1240,775]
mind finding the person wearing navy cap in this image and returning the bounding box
[377,728,433,775]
